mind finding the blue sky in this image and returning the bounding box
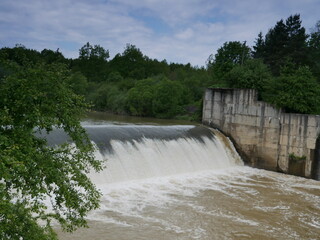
[1,0,319,66]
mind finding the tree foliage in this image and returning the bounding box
[109,44,146,79]
[126,78,155,116]
[152,79,184,118]
[2,14,320,124]
[126,77,185,118]
[0,59,102,239]
[252,32,265,59]
[2,13,320,238]
[263,64,320,114]
[225,59,271,93]
[207,41,251,80]
[72,42,110,82]
[308,20,320,82]
[79,42,109,61]
[253,14,309,75]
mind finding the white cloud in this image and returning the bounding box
[108,0,218,26]
[0,0,319,66]
[175,28,194,40]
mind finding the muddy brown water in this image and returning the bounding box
[57,167,320,240]
[56,114,320,240]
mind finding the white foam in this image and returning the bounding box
[90,135,242,185]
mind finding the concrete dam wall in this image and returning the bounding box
[202,88,320,179]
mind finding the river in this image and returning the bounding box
[56,112,320,240]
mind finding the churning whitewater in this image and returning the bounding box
[87,125,243,183]
[57,124,320,240]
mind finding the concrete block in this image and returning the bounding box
[263,106,277,117]
[263,130,279,144]
[247,105,258,116]
[212,119,221,126]
[202,88,320,179]
[285,136,298,148]
[279,134,289,145]
[203,110,211,119]
[213,92,221,101]
[307,116,320,127]
[204,94,211,101]
[281,114,292,124]
[284,147,305,156]
[280,124,290,135]
[306,127,318,138]
[306,138,316,149]
[279,143,290,152]
[234,126,259,139]
[235,104,244,114]
[262,142,279,150]
[264,117,281,128]
[289,126,300,137]
[234,115,257,127]
[305,155,313,177]
[278,156,289,172]
[224,94,233,104]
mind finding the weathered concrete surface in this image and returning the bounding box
[202,88,320,179]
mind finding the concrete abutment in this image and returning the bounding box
[202,88,320,179]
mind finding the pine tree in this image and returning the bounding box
[252,32,265,59]
[258,14,308,75]
[308,20,320,82]
[264,19,288,75]
[285,14,308,66]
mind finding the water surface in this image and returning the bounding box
[57,113,320,240]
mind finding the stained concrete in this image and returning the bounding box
[202,88,320,179]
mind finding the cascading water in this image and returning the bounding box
[44,125,243,184]
[54,123,320,240]
[85,125,243,184]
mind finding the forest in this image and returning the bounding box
[1,14,320,120]
[1,13,320,239]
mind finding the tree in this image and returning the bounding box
[0,61,102,239]
[67,71,88,96]
[308,20,320,82]
[263,19,288,74]
[40,49,67,64]
[152,79,184,118]
[0,45,42,66]
[89,82,126,113]
[225,59,271,94]
[109,44,146,79]
[74,42,110,82]
[257,14,308,75]
[263,63,320,114]
[126,78,155,116]
[144,59,170,77]
[107,71,123,83]
[207,41,251,81]
[285,14,308,66]
[252,32,265,59]
[79,42,109,61]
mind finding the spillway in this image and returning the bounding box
[45,124,243,184]
[54,123,320,240]
[85,125,243,184]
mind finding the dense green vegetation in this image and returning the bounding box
[0,14,320,238]
[0,44,211,121]
[2,15,320,118]
[0,57,102,238]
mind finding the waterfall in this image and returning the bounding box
[81,125,244,184]
[42,124,243,184]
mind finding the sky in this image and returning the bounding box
[1,0,319,67]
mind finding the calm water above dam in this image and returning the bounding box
[57,113,320,240]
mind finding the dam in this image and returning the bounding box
[202,88,320,179]
[56,115,320,240]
